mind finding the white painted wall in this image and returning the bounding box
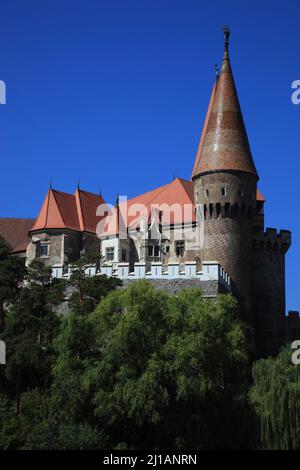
[101,238,119,263]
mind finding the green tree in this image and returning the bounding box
[250,344,300,449]
[2,260,65,415]
[0,239,25,331]
[26,259,66,306]
[68,254,121,315]
[82,281,255,449]
[0,279,257,449]
[0,393,19,449]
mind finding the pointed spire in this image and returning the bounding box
[77,178,80,190]
[49,177,52,190]
[192,28,258,179]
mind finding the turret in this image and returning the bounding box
[192,28,258,316]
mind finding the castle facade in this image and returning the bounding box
[14,31,299,356]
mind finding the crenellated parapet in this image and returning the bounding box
[253,228,291,253]
[51,260,231,291]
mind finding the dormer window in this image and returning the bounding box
[221,187,226,197]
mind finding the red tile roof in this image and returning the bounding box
[257,189,266,202]
[0,218,35,253]
[30,180,265,239]
[102,178,196,237]
[192,82,216,179]
[101,179,265,237]
[30,188,106,234]
[75,189,107,233]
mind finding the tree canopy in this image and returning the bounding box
[32,281,254,449]
[2,254,298,451]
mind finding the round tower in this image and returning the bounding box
[192,28,259,316]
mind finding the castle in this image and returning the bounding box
[1,29,299,356]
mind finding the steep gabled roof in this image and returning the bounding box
[31,188,106,234]
[75,189,106,233]
[101,178,196,237]
[30,189,80,232]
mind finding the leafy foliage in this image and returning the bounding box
[0,262,273,450]
[83,282,255,449]
[250,345,300,450]
[68,254,121,315]
[0,239,25,330]
[0,260,66,416]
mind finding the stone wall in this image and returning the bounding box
[252,228,292,357]
[120,278,226,297]
[82,232,100,256]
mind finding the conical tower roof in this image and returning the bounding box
[193,28,258,179]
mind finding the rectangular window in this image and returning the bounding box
[221,187,226,197]
[175,240,185,257]
[106,247,115,261]
[40,244,49,256]
[166,246,170,254]
[154,246,160,257]
[121,249,127,261]
[148,245,153,257]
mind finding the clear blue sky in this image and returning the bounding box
[0,0,299,312]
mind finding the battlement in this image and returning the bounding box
[253,227,291,253]
[202,202,255,220]
[288,310,300,320]
[52,261,231,291]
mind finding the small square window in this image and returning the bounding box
[40,244,49,257]
[221,187,226,197]
[106,247,115,261]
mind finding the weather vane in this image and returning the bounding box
[222,25,230,51]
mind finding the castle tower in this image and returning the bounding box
[192,28,259,316]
